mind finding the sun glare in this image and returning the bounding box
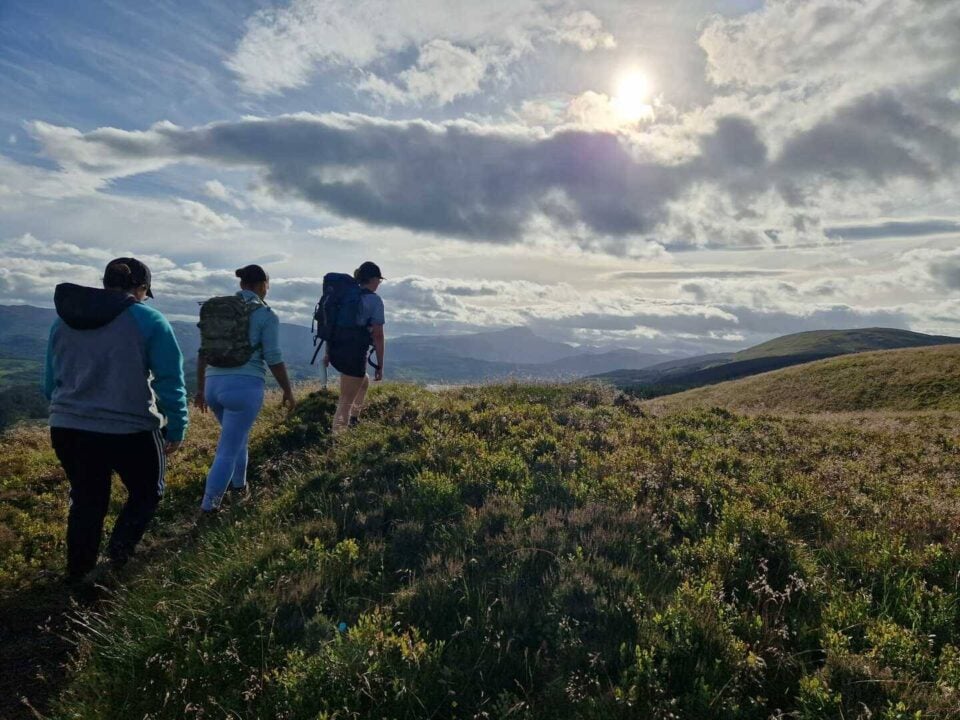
[611,70,653,123]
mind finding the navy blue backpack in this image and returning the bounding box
[310,273,378,367]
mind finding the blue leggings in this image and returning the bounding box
[201,374,265,511]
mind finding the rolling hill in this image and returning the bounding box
[595,327,960,396]
[647,343,960,413]
[732,327,960,361]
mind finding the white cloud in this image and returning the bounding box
[698,0,960,144]
[201,179,250,211]
[203,179,230,202]
[361,40,489,105]
[176,199,244,232]
[553,11,616,51]
[226,0,616,103]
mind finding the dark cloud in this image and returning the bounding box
[33,114,771,247]
[775,93,960,186]
[825,219,960,241]
[926,257,960,290]
[31,90,960,252]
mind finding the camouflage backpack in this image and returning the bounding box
[198,295,262,368]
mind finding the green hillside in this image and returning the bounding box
[3,385,959,718]
[733,327,960,361]
[594,328,960,398]
[648,344,960,414]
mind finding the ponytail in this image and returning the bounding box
[103,262,134,289]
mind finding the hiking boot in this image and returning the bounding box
[62,570,100,602]
[63,570,90,588]
[228,484,251,504]
[191,508,220,537]
[349,416,360,427]
[86,559,127,589]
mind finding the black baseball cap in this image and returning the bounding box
[103,257,154,298]
[356,261,385,283]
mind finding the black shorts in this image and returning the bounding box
[330,348,368,378]
[329,328,372,378]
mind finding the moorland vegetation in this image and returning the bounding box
[3,378,959,718]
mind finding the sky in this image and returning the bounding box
[1,0,958,355]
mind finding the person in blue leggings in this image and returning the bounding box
[194,264,296,514]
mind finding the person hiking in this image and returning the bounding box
[324,261,386,435]
[194,264,296,514]
[44,258,188,585]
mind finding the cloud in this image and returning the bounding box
[0,228,947,354]
[901,247,960,292]
[552,11,615,51]
[176,199,244,232]
[359,40,489,105]
[226,0,615,102]
[825,218,960,241]
[699,0,960,105]
[203,180,230,202]
[25,113,736,247]
[567,91,654,130]
[609,270,785,281]
[203,180,248,210]
[29,99,960,253]
[3,232,114,262]
[775,93,960,187]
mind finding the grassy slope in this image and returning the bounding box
[734,328,959,361]
[0,396,297,719]
[596,328,960,392]
[24,384,958,719]
[648,344,960,415]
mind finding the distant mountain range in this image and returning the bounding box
[387,327,674,382]
[4,303,958,428]
[593,327,960,396]
[0,305,676,392]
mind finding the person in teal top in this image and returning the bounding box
[44,257,188,584]
[194,265,296,513]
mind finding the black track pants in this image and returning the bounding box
[51,427,166,578]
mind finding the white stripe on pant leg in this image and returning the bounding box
[152,430,165,496]
[158,429,166,494]
[151,430,162,495]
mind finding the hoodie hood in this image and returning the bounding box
[54,283,137,330]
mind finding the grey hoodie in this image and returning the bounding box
[44,284,189,440]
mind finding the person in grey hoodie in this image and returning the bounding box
[44,258,188,584]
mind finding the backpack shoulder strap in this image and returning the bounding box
[237,291,266,308]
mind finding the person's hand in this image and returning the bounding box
[322,353,330,367]
[164,441,183,455]
[281,390,297,413]
[374,366,384,382]
[193,391,207,413]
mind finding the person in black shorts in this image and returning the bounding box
[325,261,386,434]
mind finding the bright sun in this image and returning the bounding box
[611,70,652,122]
